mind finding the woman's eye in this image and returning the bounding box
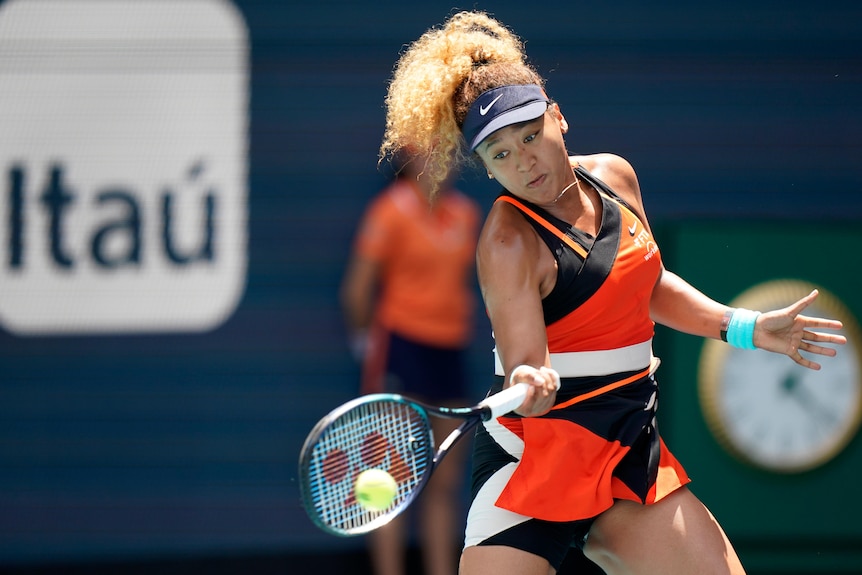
[524,132,537,143]
[493,150,509,160]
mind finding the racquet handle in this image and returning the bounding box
[479,383,530,420]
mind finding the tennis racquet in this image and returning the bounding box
[298,383,530,536]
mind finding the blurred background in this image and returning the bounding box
[1,0,860,573]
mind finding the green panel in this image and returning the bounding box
[654,220,862,572]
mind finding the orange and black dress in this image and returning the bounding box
[463,165,690,568]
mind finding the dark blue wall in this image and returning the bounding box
[1,0,860,568]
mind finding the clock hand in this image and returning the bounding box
[780,371,838,428]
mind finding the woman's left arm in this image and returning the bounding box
[650,268,846,370]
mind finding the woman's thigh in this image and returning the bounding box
[460,545,554,575]
[583,487,746,575]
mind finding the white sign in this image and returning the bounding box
[0,0,249,335]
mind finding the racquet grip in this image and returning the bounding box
[479,383,530,419]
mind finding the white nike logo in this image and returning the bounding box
[480,94,504,116]
[628,222,637,235]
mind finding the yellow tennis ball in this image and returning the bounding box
[355,469,398,511]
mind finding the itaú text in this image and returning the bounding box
[6,162,216,270]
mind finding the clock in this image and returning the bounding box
[698,280,862,473]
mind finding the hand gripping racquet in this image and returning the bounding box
[298,383,529,536]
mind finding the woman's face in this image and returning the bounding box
[475,105,574,206]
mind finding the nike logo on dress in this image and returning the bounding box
[628,222,638,236]
[480,94,504,116]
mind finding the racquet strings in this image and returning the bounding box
[303,398,434,534]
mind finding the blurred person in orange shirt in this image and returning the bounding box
[341,150,481,575]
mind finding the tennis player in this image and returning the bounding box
[377,11,847,575]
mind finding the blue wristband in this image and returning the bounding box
[726,308,761,350]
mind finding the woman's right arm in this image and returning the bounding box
[477,204,560,416]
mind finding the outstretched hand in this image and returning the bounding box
[753,289,847,370]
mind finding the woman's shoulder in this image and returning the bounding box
[570,153,642,207]
[570,153,636,180]
[479,194,543,255]
[478,194,556,297]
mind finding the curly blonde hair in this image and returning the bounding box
[380,11,544,194]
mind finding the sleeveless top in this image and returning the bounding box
[482,164,689,522]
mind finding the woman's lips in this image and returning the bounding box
[527,174,545,188]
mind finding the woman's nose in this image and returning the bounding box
[515,146,535,172]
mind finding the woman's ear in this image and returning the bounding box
[551,103,569,134]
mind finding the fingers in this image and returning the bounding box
[804,340,838,356]
[802,329,847,347]
[538,366,561,391]
[784,289,819,317]
[791,350,821,371]
[509,364,560,417]
[799,317,845,331]
[510,364,560,393]
[797,340,837,358]
[739,289,845,372]
[509,364,542,388]
[788,291,845,332]
[796,328,846,360]
[789,326,845,370]
[775,301,846,371]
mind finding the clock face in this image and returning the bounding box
[699,280,862,473]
